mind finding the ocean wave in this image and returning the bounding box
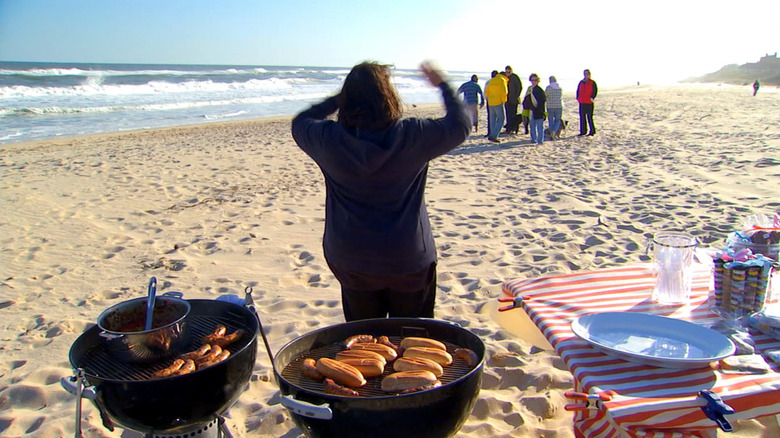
[0,76,332,99]
[0,91,331,117]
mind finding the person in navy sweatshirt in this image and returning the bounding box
[292,61,470,321]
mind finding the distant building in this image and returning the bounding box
[740,53,780,74]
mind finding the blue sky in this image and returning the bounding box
[1,0,778,85]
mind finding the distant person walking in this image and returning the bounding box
[457,75,485,132]
[526,73,546,145]
[576,69,598,136]
[484,70,509,143]
[753,79,760,96]
[545,76,563,140]
[504,66,523,134]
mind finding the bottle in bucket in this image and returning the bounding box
[650,233,698,304]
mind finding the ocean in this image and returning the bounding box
[0,62,477,145]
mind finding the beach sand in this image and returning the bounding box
[1,84,779,437]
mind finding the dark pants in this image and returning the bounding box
[579,103,595,135]
[333,263,437,321]
[504,101,519,133]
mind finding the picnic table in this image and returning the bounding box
[501,263,780,437]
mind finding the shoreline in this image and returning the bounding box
[1,84,779,437]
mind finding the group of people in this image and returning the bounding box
[291,60,600,323]
[457,67,599,143]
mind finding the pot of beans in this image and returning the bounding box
[97,291,191,363]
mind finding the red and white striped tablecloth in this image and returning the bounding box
[502,263,780,438]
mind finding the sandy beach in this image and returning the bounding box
[1,84,779,437]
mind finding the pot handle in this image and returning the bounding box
[98,331,124,340]
[281,395,333,420]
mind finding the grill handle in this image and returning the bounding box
[243,287,277,375]
[281,395,333,420]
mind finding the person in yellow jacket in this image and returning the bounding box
[484,71,508,143]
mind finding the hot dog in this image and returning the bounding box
[170,359,196,376]
[344,334,376,349]
[199,350,230,368]
[301,358,324,381]
[455,348,479,367]
[381,370,438,392]
[180,344,212,361]
[195,344,222,367]
[403,347,453,366]
[153,358,185,378]
[323,378,360,397]
[315,357,366,387]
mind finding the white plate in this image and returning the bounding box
[571,312,735,369]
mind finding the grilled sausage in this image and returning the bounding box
[316,357,366,387]
[170,359,196,376]
[180,344,212,361]
[198,350,231,368]
[301,358,324,381]
[195,344,222,367]
[393,356,444,378]
[400,337,446,351]
[455,348,479,367]
[323,378,360,397]
[344,334,376,349]
[400,381,442,394]
[153,358,185,378]
[378,336,402,355]
[381,370,438,392]
[403,347,453,366]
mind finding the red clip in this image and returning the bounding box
[564,391,615,411]
[498,296,523,312]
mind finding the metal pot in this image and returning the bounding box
[64,299,258,433]
[270,318,485,438]
[97,292,190,363]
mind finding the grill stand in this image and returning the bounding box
[144,416,233,438]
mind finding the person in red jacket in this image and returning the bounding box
[576,69,598,136]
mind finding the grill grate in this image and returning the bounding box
[280,337,475,398]
[77,310,250,382]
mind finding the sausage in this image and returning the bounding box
[208,329,245,348]
[195,344,223,367]
[323,378,360,397]
[400,380,442,394]
[198,350,231,369]
[153,358,185,378]
[180,344,212,361]
[344,334,376,349]
[377,336,402,355]
[455,348,479,367]
[302,358,324,381]
[170,359,196,376]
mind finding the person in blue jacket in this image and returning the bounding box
[291,60,470,321]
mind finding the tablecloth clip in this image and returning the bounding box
[699,390,735,433]
[498,296,523,312]
[563,391,614,411]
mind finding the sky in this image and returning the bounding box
[1,0,778,86]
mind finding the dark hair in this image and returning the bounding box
[338,62,402,130]
[471,74,478,81]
